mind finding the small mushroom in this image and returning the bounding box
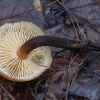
[0,21,88,82]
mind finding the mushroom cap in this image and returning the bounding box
[0,21,52,82]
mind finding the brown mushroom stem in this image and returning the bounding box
[17,36,89,60]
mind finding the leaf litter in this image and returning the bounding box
[0,0,100,100]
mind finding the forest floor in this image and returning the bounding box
[0,0,100,100]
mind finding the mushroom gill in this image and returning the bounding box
[0,21,52,82]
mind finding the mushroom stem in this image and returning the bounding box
[17,36,89,60]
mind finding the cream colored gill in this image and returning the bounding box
[0,21,52,81]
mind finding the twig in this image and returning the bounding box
[47,0,57,6]
[69,68,81,90]
[0,83,15,100]
[68,54,87,90]
[46,1,100,21]
[80,55,100,76]
[27,86,40,100]
[56,0,80,41]
[0,6,43,22]
[46,10,65,21]
[81,66,100,76]
[66,51,74,100]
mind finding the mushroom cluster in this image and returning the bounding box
[0,21,52,82]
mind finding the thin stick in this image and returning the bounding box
[47,1,57,6]
[66,51,74,100]
[0,83,15,100]
[56,0,80,40]
[0,5,43,22]
[27,86,40,100]
[81,66,100,76]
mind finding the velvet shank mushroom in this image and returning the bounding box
[0,21,88,82]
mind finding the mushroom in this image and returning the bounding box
[0,21,88,82]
